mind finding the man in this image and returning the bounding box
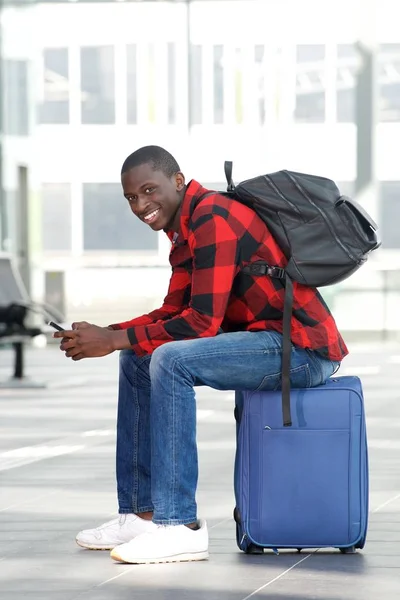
[55,145,347,565]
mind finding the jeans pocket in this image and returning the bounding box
[255,363,311,392]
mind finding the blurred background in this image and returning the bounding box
[0,0,399,341]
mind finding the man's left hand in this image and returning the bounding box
[54,324,116,361]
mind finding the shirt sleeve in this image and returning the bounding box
[108,267,190,330]
[125,214,239,356]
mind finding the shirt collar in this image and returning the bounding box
[166,180,210,243]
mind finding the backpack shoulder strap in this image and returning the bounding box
[224,161,235,192]
[195,163,294,427]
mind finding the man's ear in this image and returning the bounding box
[175,171,185,191]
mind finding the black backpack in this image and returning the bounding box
[222,162,380,427]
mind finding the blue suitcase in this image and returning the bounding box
[234,376,369,554]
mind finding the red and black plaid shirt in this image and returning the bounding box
[111,180,348,361]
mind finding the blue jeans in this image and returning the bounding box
[116,330,339,525]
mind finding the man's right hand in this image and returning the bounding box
[71,321,92,330]
[70,321,114,331]
[56,321,115,357]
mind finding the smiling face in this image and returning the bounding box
[122,162,186,232]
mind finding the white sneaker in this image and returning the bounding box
[110,520,209,564]
[76,514,157,550]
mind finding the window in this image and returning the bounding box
[379,44,400,122]
[41,184,72,251]
[3,60,29,135]
[234,48,244,124]
[167,43,176,125]
[294,45,325,123]
[336,44,400,124]
[213,45,224,124]
[189,45,202,126]
[38,48,69,124]
[1,190,16,254]
[83,184,158,251]
[147,44,156,124]
[380,182,400,248]
[81,46,115,124]
[255,45,266,126]
[126,44,137,124]
[0,165,9,251]
[336,44,356,124]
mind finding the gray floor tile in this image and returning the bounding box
[1,344,400,599]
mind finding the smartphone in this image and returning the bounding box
[48,321,65,332]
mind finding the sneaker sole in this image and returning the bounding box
[110,550,209,564]
[76,539,116,551]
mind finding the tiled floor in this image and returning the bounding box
[1,342,399,599]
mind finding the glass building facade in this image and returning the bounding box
[1,0,399,331]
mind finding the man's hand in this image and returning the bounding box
[54,322,117,361]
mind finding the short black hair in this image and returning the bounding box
[121,145,180,178]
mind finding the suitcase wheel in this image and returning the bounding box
[356,537,366,550]
[233,507,241,523]
[340,545,356,554]
[245,543,264,555]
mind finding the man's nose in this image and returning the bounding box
[136,195,150,214]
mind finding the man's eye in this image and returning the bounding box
[128,197,137,203]
[145,187,154,194]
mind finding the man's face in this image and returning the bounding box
[122,163,185,232]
